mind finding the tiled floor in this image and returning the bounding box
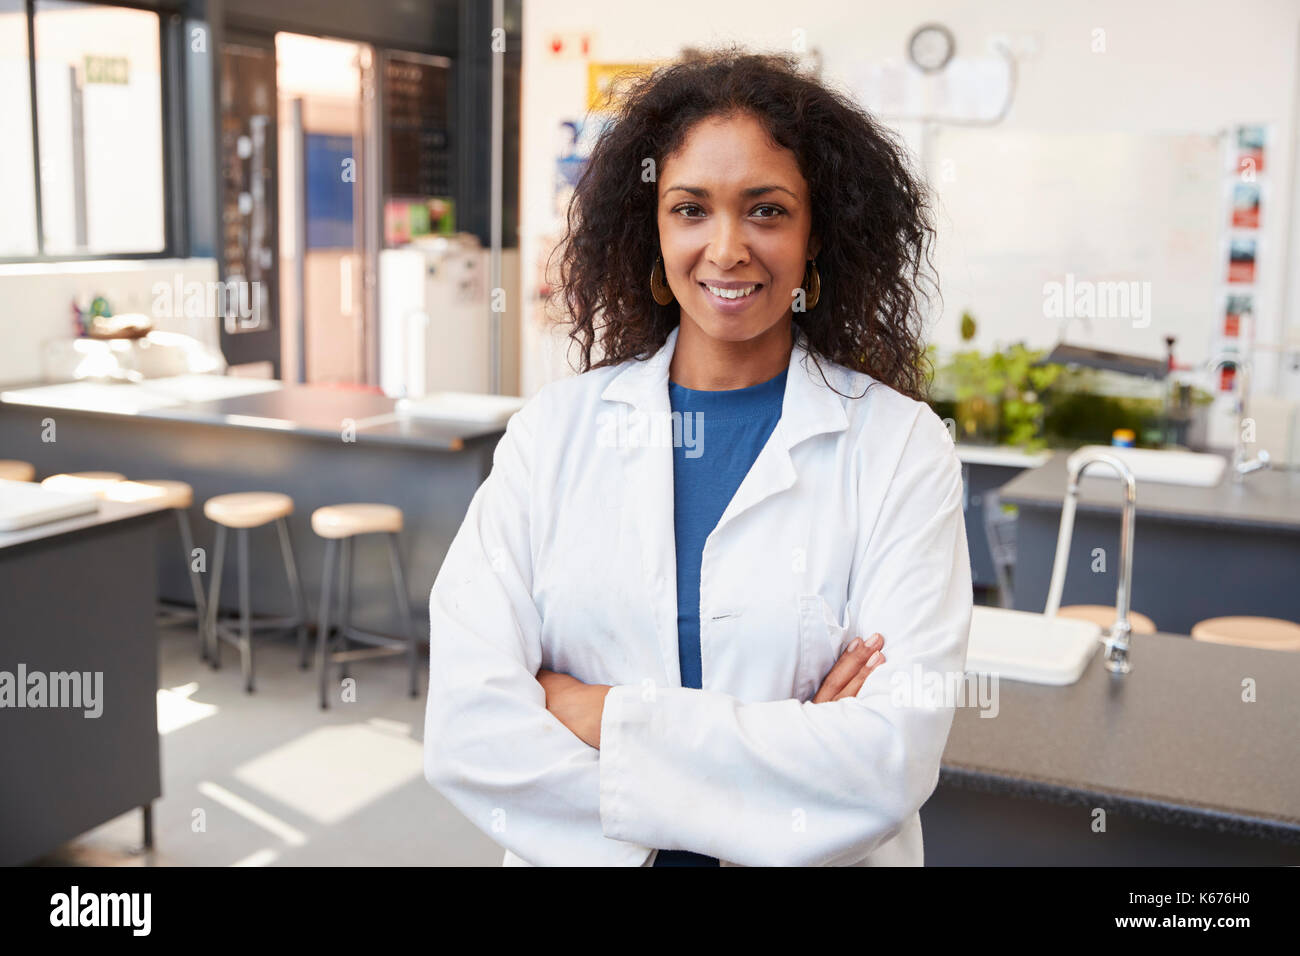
[32,622,501,867]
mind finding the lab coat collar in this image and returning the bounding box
[599,322,851,449]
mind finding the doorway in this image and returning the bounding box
[275,32,378,387]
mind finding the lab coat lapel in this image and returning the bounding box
[714,327,850,536]
[601,327,683,686]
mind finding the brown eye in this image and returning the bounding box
[752,204,785,219]
[673,203,705,218]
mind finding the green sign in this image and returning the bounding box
[84,56,129,85]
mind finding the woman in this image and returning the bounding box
[423,49,971,867]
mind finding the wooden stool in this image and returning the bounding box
[312,503,418,710]
[40,471,126,496]
[1057,605,1158,635]
[1190,616,1300,652]
[0,460,35,482]
[203,492,309,692]
[107,479,209,660]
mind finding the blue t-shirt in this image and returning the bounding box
[652,363,788,867]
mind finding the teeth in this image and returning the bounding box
[705,284,758,299]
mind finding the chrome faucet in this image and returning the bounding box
[1206,354,1270,482]
[1043,451,1138,674]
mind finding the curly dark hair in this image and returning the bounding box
[552,46,938,401]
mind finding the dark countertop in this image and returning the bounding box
[0,380,507,452]
[998,450,1300,532]
[0,497,169,551]
[940,631,1300,843]
[142,387,505,451]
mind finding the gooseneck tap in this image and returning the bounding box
[1206,354,1270,482]
[1043,451,1138,674]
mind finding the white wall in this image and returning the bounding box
[519,0,1300,399]
[0,258,219,386]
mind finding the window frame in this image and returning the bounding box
[0,0,184,264]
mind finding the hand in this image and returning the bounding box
[812,633,886,703]
[537,668,612,749]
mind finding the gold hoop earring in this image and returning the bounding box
[650,256,675,306]
[804,258,821,310]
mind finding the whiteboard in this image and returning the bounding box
[925,128,1225,365]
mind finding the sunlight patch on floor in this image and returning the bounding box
[232,722,423,825]
[157,682,219,735]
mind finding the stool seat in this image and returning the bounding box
[205,491,293,528]
[312,503,404,538]
[0,460,35,482]
[41,471,126,497]
[125,479,194,510]
[1191,616,1300,652]
[1057,604,1158,635]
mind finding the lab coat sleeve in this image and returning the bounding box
[598,406,973,866]
[423,396,653,866]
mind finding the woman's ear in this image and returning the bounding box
[808,236,822,260]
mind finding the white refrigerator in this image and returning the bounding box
[379,237,491,398]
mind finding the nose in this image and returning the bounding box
[706,216,750,272]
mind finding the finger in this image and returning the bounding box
[812,637,864,702]
[835,669,869,701]
[813,633,883,703]
[835,652,885,701]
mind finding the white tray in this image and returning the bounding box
[0,478,99,531]
[395,391,526,425]
[1066,445,1225,487]
[966,606,1102,685]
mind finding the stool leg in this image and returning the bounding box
[238,528,254,693]
[275,517,309,670]
[386,533,419,698]
[316,538,337,710]
[176,508,207,661]
[206,525,227,669]
[338,537,353,680]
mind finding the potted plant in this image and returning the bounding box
[929,311,1061,449]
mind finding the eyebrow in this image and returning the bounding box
[663,184,800,201]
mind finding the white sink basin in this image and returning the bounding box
[1066,445,1225,487]
[966,606,1102,685]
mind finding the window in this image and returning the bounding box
[1,0,167,259]
[0,1,38,256]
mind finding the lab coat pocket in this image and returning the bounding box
[796,593,853,702]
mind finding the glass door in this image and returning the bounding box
[276,32,378,386]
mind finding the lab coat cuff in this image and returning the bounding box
[597,684,632,839]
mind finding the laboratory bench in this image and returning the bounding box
[0,496,170,865]
[996,450,1300,634]
[924,630,1300,865]
[0,379,508,633]
[953,444,1051,589]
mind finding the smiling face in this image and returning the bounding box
[657,112,819,349]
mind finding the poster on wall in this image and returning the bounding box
[1226,236,1257,284]
[1223,293,1253,338]
[1235,124,1267,177]
[587,61,656,112]
[553,115,615,219]
[1230,181,1260,228]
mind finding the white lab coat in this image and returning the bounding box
[424,324,972,866]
